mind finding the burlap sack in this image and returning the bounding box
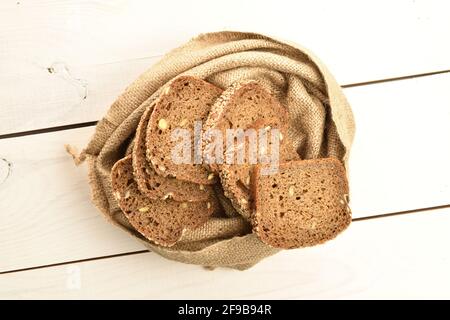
[73,31,355,270]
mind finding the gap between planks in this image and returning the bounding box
[5,207,450,299]
[1,70,449,274]
[1,69,450,141]
[1,203,449,276]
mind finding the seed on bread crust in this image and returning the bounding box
[179,118,188,127]
[288,186,295,196]
[163,86,171,95]
[158,119,168,130]
[132,105,215,202]
[162,192,174,200]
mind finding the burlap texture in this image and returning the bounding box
[76,31,355,270]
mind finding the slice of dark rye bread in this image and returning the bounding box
[132,104,214,202]
[252,158,351,249]
[146,76,222,185]
[111,156,220,247]
[203,81,300,218]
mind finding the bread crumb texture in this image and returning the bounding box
[253,158,351,249]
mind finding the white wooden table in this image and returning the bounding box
[1,0,449,299]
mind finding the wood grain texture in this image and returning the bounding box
[1,57,156,136]
[0,127,145,273]
[2,207,450,299]
[0,74,449,273]
[1,0,450,134]
[348,73,450,216]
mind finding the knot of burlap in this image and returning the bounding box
[76,31,355,270]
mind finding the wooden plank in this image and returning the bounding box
[0,127,145,273]
[1,207,450,299]
[1,57,156,135]
[347,73,450,216]
[1,0,450,134]
[0,73,449,273]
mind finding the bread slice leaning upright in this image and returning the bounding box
[252,158,351,249]
[146,76,222,185]
[133,104,214,202]
[111,155,219,247]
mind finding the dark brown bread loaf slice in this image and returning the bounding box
[111,156,220,247]
[252,158,351,249]
[204,81,300,217]
[203,80,294,171]
[133,104,214,202]
[146,76,222,185]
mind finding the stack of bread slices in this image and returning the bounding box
[111,76,351,249]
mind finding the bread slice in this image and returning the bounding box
[204,81,300,217]
[146,76,222,185]
[133,104,214,202]
[125,137,135,156]
[203,80,293,170]
[111,155,220,247]
[252,158,351,249]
